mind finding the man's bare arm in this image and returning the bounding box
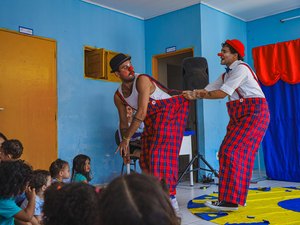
[203,90,228,99]
[183,89,227,100]
[114,93,129,137]
[124,76,153,140]
[114,93,131,156]
[114,76,153,157]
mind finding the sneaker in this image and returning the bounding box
[170,196,180,212]
[204,200,238,211]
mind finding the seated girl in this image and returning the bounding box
[71,154,92,183]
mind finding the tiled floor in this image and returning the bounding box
[176,172,300,225]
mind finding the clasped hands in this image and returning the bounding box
[182,89,208,100]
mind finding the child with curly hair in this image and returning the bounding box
[0,160,35,225]
[71,154,92,183]
[49,159,70,183]
[43,182,100,225]
[0,139,26,207]
[21,170,51,224]
[98,173,180,225]
[0,139,23,162]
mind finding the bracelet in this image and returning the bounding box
[123,136,130,141]
[133,116,143,123]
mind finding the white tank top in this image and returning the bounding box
[117,74,171,110]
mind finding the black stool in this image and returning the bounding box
[115,130,141,174]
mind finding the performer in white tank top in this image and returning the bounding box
[117,74,171,110]
[111,53,189,212]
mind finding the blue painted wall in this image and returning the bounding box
[145,4,202,73]
[0,0,145,184]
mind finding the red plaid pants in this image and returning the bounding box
[219,98,270,205]
[140,95,189,195]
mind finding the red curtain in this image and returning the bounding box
[252,38,300,86]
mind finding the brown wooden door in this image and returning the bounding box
[0,29,57,169]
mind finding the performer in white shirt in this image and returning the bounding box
[183,39,270,211]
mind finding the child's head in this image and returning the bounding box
[126,106,133,119]
[72,154,91,181]
[29,169,51,194]
[0,132,7,147]
[0,139,23,161]
[43,182,100,225]
[98,173,180,225]
[49,159,70,181]
[0,160,33,198]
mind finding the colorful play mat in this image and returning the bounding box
[187,187,300,225]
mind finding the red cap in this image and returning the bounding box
[225,39,245,57]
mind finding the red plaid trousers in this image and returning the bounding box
[219,98,270,205]
[140,95,189,195]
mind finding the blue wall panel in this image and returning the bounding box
[145,4,202,74]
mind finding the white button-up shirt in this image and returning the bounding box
[205,60,265,101]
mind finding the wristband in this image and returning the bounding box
[123,136,130,141]
[133,116,143,123]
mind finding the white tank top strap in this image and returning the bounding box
[150,83,171,100]
[117,74,171,110]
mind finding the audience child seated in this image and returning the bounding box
[21,170,51,224]
[71,154,92,183]
[0,139,23,162]
[49,159,70,183]
[0,160,35,225]
[0,139,26,207]
[43,182,100,225]
[125,106,144,143]
[98,173,180,225]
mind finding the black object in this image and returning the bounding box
[182,57,209,90]
[199,186,210,189]
[202,175,215,183]
[177,154,219,184]
[110,53,131,73]
[178,57,217,184]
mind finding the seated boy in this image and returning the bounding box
[49,159,70,183]
[0,139,26,206]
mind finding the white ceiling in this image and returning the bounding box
[83,0,300,21]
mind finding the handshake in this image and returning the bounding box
[182,89,208,100]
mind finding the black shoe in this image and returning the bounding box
[204,200,238,211]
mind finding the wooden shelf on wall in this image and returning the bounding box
[84,46,120,82]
